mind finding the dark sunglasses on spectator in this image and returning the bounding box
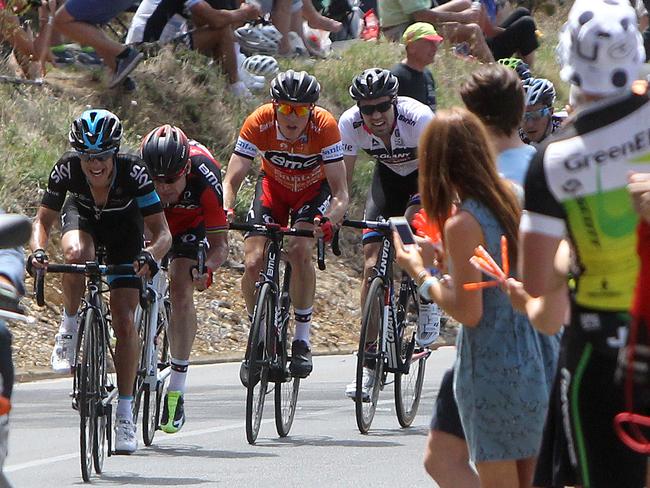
[358,100,394,116]
[78,149,115,162]
[523,107,551,121]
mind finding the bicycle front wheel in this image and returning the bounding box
[246,282,273,444]
[78,309,97,482]
[143,301,170,446]
[274,264,300,437]
[93,314,112,475]
[355,277,385,434]
[394,282,426,428]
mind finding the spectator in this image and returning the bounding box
[53,0,143,88]
[126,0,260,97]
[0,0,56,79]
[477,0,539,66]
[378,0,494,62]
[394,106,553,488]
[391,22,442,112]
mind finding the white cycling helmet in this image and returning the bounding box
[235,24,281,55]
[242,55,280,77]
[556,0,645,96]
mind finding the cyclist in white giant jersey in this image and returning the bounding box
[520,2,650,487]
[339,68,437,400]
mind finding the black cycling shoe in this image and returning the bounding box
[289,340,313,378]
[240,341,264,388]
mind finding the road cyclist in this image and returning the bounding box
[223,69,349,383]
[28,109,171,454]
[140,124,229,434]
[337,68,439,400]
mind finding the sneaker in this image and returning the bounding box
[114,417,137,454]
[51,46,75,66]
[229,80,254,99]
[51,331,77,374]
[345,367,375,402]
[160,391,185,434]
[76,50,103,66]
[289,340,312,378]
[108,47,143,89]
[121,76,137,92]
[416,301,441,347]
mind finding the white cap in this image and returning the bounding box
[556,0,645,96]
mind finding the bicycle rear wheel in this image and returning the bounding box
[143,301,170,446]
[246,283,273,444]
[394,281,426,427]
[355,277,385,434]
[274,263,300,437]
[78,310,97,482]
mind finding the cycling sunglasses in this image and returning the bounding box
[78,149,115,163]
[153,165,189,184]
[275,103,312,117]
[358,100,393,116]
[523,107,551,121]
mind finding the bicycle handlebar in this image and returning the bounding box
[228,221,329,271]
[34,263,136,307]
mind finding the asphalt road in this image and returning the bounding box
[5,348,455,487]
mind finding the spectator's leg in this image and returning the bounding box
[302,0,342,32]
[486,13,537,65]
[440,22,494,62]
[0,324,13,401]
[424,430,479,488]
[497,6,530,29]
[53,4,125,70]
[0,11,41,78]
[272,0,293,54]
[433,0,471,13]
[193,27,239,84]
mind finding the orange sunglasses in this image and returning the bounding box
[275,102,313,117]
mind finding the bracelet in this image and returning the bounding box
[418,276,438,301]
[416,269,430,287]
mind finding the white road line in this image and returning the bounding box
[5,399,381,473]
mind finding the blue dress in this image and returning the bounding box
[453,198,557,462]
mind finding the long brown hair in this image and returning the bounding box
[418,107,521,262]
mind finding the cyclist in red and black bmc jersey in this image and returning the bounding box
[141,125,228,435]
[28,109,172,454]
[520,2,650,487]
[223,70,349,382]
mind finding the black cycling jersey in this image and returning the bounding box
[41,152,163,219]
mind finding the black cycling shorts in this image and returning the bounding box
[167,223,206,261]
[363,164,420,244]
[430,367,466,440]
[533,309,648,488]
[61,197,143,289]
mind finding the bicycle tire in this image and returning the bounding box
[93,315,110,474]
[394,281,426,428]
[143,301,170,446]
[132,306,149,429]
[275,263,300,437]
[246,282,273,444]
[79,309,96,482]
[355,277,385,434]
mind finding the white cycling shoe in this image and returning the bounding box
[51,332,77,374]
[416,301,441,347]
[114,417,137,454]
[344,367,375,402]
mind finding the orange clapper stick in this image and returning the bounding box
[475,245,506,280]
[470,256,504,282]
[501,235,509,277]
[463,281,499,291]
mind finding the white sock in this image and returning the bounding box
[168,358,190,393]
[116,396,133,420]
[294,307,312,345]
[60,310,79,334]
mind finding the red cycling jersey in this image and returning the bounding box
[164,141,227,236]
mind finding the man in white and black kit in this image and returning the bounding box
[339,68,439,400]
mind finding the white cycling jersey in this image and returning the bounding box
[338,96,434,176]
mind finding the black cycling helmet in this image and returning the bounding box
[140,125,190,178]
[349,68,399,101]
[69,109,123,153]
[270,69,320,103]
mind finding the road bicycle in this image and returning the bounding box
[228,222,326,444]
[132,263,171,447]
[35,253,134,482]
[339,218,432,434]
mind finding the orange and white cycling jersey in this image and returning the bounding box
[233,103,343,192]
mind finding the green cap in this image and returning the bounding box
[402,22,443,45]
